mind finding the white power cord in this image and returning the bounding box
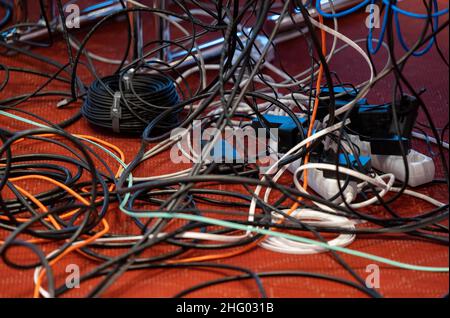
[260,209,356,255]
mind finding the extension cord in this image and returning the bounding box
[286,157,358,204]
[349,135,435,187]
[265,120,358,204]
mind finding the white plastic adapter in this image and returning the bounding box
[349,135,435,187]
[287,158,358,204]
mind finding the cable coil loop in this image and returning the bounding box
[82,73,181,134]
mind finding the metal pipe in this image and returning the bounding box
[170,0,360,63]
[11,1,124,42]
[265,0,363,33]
[154,0,171,61]
[7,0,360,70]
[127,0,144,60]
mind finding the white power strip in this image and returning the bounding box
[287,158,358,204]
[349,135,435,187]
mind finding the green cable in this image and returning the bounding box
[0,109,135,190]
[1,110,448,273]
[119,207,449,273]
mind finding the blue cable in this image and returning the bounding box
[315,0,370,18]
[368,1,390,54]
[0,0,12,29]
[316,0,448,19]
[394,0,439,56]
[383,0,448,19]
[316,0,448,56]
[317,0,385,54]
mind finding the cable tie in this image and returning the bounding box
[111,92,122,133]
[123,68,135,92]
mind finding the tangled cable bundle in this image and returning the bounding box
[0,0,449,299]
[82,73,181,134]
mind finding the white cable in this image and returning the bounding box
[69,36,125,65]
[260,209,356,255]
[413,131,449,150]
[33,228,251,298]
[248,120,350,229]
[391,187,447,207]
[176,64,220,88]
[259,5,340,88]
[293,163,395,211]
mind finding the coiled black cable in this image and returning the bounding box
[82,73,181,134]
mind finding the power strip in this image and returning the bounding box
[286,157,358,204]
[349,135,435,187]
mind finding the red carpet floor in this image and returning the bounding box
[0,0,448,298]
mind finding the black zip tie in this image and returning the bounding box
[111,92,122,133]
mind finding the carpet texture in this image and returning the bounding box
[0,0,448,298]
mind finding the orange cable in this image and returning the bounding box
[30,135,127,297]
[286,14,327,216]
[0,133,125,296]
[168,15,328,264]
[0,134,125,296]
[1,19,328,280]
[21,175,110,298]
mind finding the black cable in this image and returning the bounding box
[0,0,448,299]
[82,73,180,134]
[174,270,378,298]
